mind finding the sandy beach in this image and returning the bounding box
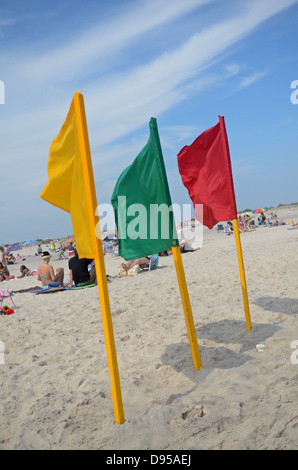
[0,209,297,450]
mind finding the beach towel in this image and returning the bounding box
[69,284,95,290]
[30,286,66,294]
[30,284,96,294]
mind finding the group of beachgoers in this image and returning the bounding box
[236,214,257,232]
[3,212,295,287]
[38,247,160,285]
[220,212,289,235]
[35,248,97,289]
[0,245,16,265]
[31,216,298,286]
[0,233,206,287]
[0,240,100,294]
[0,240,95,289]
[1,237,128,288]
[252,212,287,228]
[0,249,35,283]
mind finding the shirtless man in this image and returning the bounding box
[37,251,64,287]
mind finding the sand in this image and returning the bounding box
[0,209,297,450]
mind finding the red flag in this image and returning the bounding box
[177,116,237,229]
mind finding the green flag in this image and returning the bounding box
[111,118,178,261]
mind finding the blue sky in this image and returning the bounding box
[0,0,298,244]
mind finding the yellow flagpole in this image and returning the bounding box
[232,219,252,331]
[218,115,252,332]
[74,91,125,424]
[172,245,202,370]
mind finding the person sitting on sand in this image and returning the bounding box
[238,216,245,232]
[6,253,16,265]
[68,241,75,251]
[37,251,64,287]
[0,262,10,282]
[17,265,31,278]
[66,248,96,287]
[226,221,234,234]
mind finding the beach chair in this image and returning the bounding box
[103,241,114,254]
[0,289,16,309]
[139,254,159,272]
[217,224,224,233]
[149,253,159,271]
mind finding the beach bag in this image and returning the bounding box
[127,264,140,276]
[118,265,127,278]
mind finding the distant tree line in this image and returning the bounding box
[237,202,298,213]
[277,202,298,207]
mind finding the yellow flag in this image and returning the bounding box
[41,91,125,424]
[40,94,93,258]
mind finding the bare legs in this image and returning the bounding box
[121,257,149,272]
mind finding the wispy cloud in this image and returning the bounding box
[1,0,296,155]
[6,0,213,84]
[83,0,298,147]
[224,63,241,76]
[239,70,268,88]
[1,0,295,178]
[0,0,298,241]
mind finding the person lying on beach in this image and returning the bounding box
[0,262,10,282]
[17,265,31,278]
[66,248,96,287]
[121,257,151,272]
[37,251,64,287]
[180,240,201,253]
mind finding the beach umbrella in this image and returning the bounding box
[23,239,36,245]
[240,211,254,217]
[253,208,267,214]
